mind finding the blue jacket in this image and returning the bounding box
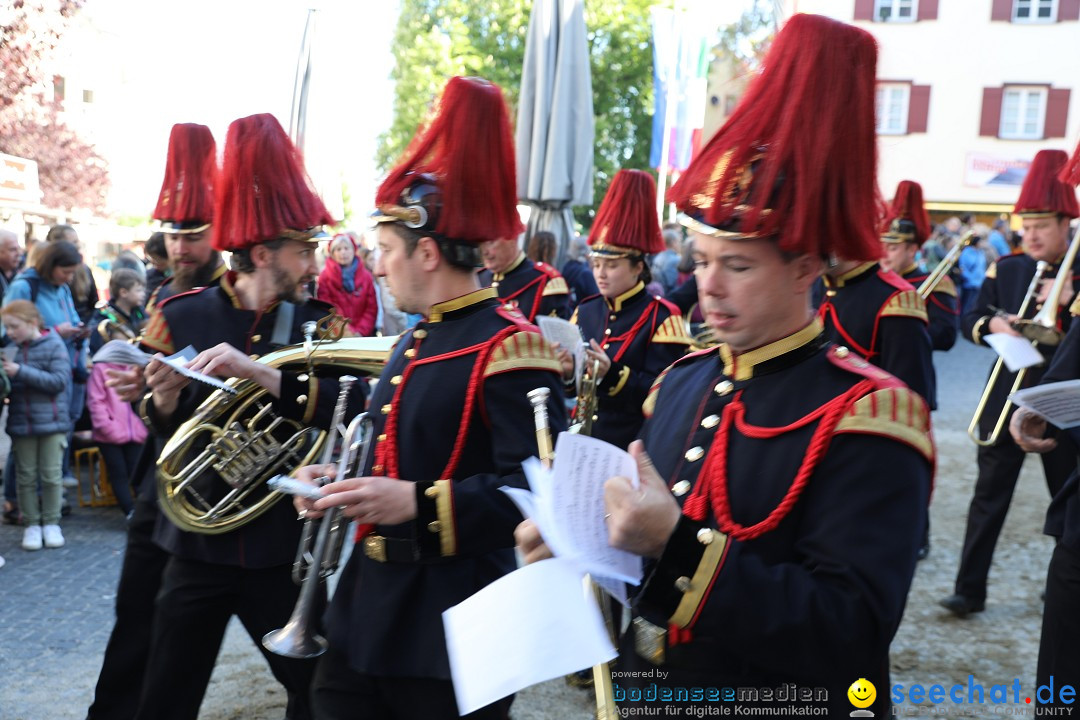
[4,268,88,372]
[6,330,73,437]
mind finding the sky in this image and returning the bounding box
[67,0,397,224]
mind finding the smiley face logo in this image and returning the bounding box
[848,678,876,709]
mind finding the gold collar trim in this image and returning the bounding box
[718,318,823,381]
[493,252,526,282]
[428,287,498,322]
[900,263,920,276]
[825,261,877,289]
[606,282,645,312]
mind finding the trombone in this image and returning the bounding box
[917,230,975,299]
[967,261,1050,446]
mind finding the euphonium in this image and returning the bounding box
[263,411,375,658]
[917,230,976,299]
[156,331,394,535]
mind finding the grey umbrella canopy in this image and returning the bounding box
[516,0,594,269]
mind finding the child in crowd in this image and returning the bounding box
[1,301,73,550]
[89,268,147,354]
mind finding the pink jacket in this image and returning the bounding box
[88,362,148,445]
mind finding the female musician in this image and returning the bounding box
[556,170,691,448]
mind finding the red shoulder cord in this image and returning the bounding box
[682,379,875,541]
[817,301,875,359]
[610,301,660,363]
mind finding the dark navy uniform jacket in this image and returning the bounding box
[139,271,361,569]
[145,261,228,310]
[624,319,933,718]
[325,287,567,680]
[479,253,570,321]
[901,264,959,351]
[818,261,935,409]
[571,282,690,448]
[963,252,1080,441]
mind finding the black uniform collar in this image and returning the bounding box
[427,287,498,323]
[718,317,825,381]
[492,253,527,282]
[605,281,646,312]
[824,261,878,290]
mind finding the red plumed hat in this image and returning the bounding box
[373,77,523,251]
[668,14,883,261]
[212,113,335,252]
[153,123,217,233]
[588,170,665,257]
[1062,138,1080,187]
[1014,149,1079,219]
[881,180,931,245]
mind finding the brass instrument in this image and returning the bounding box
[263,411,375,658]
[967,261,1049,446]
[156,333,394,534]
[1013,228,1080,346]
[291,375,357,584]
[917,230,975,299]
[96,317,137,344]
[525,387,619,720]
[569,358,601,435]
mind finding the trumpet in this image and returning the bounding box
[1013,228,1080,346]
[918,230,976,299]
[263,411,375,659]
[967,260,1049,446]
[525,387,619,720]
[569,358,601,436]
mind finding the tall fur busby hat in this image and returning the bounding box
[668,14,884,261]
[1014,149,1079,219]
[212,113,335,252]
[153,123,217,234]
[588,170,665,258]
[372,76,523,267]
[881,180,932,245]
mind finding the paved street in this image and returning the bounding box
[0,337,1061,718]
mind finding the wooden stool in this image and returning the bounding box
[75,447,116,508]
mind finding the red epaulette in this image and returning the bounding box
[653,294,682,317]
[493,303,540,333]
[876,267,917,293]
[533,261,563,279]
[826,346,905,391]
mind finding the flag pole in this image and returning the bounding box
[655,3,683,222]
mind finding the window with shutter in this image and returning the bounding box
[1013,0,1058,22]
[999,87,1048,139]
[876,84,910,135]
[874,0,919,21]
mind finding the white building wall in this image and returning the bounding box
[782,0,1080,211]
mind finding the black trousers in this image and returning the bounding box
[1038,543,1080,706]
[86,494,169,720]
[311,644,511,720]
[954,437,1074,600]
[134,556,316,720]
[98,442,142,515]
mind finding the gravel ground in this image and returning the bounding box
[1,338,1059,719]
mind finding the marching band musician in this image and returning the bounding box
[517,14,933,717]
[292,76,567,720]
[147,123,228,309]
[557,169,691,449]
[880,179,959,353]
[479,233,570,321]
[817,235,936,408]
[940,148,1080,619]
[124,114,362,720]
[88,122,227,720]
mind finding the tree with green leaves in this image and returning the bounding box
[380,0,662,228]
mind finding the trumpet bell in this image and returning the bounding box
[262,622,329,659]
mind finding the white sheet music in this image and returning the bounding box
[91,339,151,367]
[985,333,1045,372]
[1011,380,1080,429]
[160,346,239,395]
[535,315,586,390]
[443,557,616,716]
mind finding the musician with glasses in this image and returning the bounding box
[554,169,691,449]
[291,76,566,720]
[879,179,960,353]
[518,15,933,717]
[941,148,1080,618]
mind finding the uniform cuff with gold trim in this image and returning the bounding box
[413,479,457,558]
[273,371,320,425]
[601,362,631,397]
[971,316,991,346]
[638,516,729,629]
